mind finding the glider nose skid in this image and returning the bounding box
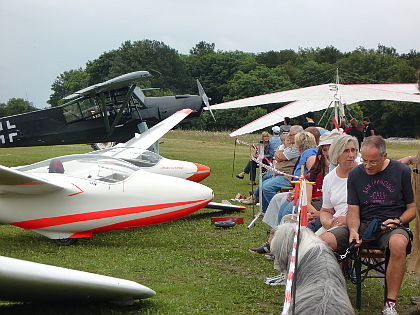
[186,163,211,182]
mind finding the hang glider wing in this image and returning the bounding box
[230,99,329,137]
[340,84,420,104]
[0,165,65,195]
[63,71,151,101]
[208,84,332,110]
[210,83,420,137]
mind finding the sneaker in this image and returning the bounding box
[242,196,257,205]
[264,273,287,286]
[249,242,270,254]
[265,254,275,260]
[411,296,420,305]
[382,301,397,315]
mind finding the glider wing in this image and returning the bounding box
[0,165,65,194]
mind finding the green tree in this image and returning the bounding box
[0,98,37,116]
[190,41,215,55]
[48,69,90,107]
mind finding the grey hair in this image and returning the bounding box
[270,223,355,315]
[361,135,386,155]
[290,125,303,135]
[328,134,359,166]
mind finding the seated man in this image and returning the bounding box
[320,136,416,315]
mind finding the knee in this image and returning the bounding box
[388,234,408,257]
[320,232,337,251]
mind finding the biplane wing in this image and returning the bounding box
[207,83,420,136]
[63,71,151,101]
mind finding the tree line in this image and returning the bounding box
[2,40,420,137]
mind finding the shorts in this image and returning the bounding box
[328,222,412,254]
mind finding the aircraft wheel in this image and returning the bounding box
[91,142,116,150]
[53,238,78,246]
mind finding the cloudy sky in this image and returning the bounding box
[1,0,419,108]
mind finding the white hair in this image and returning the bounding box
[270,223,355,315]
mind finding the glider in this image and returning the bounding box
[208,83,420,136]
[95,108,211,182]
[0,154,213,245]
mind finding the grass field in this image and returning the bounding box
[0,130,419,314]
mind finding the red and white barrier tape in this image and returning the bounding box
[281,175,308,315]
[250,156,299,180]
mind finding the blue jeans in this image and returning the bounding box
[261,175,292,212]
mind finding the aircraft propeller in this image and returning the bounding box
[197,79,216,121]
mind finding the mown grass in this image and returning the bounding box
[0,131,419,315]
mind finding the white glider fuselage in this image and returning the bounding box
[0,155,213,241]
[96,147,210,182]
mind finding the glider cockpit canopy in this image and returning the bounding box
[17,154,140,183]
[90,147,163,168]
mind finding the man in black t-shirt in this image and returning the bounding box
[363,117,375,138]
[320,136,416,314]
[345,118,364,149]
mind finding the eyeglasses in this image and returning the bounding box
[361,156,384,166]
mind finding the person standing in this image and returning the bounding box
[363,117,375,138]
[303,112,317,129]
[279,117,291,134]
[267,126,282,162]
[346,118,364,149]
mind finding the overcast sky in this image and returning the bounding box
[1,0,419,108]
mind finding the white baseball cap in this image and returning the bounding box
[272,126,281,133]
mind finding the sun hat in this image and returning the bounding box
[319,129,341,146]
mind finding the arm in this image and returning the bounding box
[382,202,416,229]
[320,208,335,229]
[274,150,287,162]
[398,155,417,166]
[306,155,316,172]
[347,204,361,247]
[306,183,319,220]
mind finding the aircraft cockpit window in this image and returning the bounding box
[17,154,139,183]
[63,103,83,123]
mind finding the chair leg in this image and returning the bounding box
[355,258,362,310]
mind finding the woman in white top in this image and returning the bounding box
[317,134,358,235]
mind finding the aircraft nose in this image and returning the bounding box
[186,163,211,182]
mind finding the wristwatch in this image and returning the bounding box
[395,217,404,225]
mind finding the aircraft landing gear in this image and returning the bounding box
[91,142,116,150]
[53,238,78,246]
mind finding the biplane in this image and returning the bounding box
[0,71,213,148]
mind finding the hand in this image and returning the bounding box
[309,209,320,220]
[331,216,346,227]
[381,218,400,231]
[286,191,294,202]
[349,230,362,248]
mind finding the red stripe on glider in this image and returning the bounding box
[11,199,209,230]
[68,199,211,238]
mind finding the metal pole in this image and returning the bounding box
[247,141,265,229]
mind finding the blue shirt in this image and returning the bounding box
[293,147,318,177]
[267,135,281,160]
